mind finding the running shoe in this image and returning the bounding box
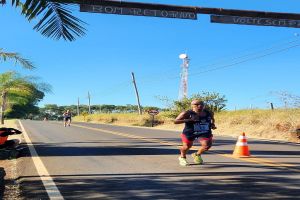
[178,156,189,166]
[192,153,203,164]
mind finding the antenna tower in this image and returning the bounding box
[178,53,190,100]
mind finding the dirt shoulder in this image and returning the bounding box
[0,159,22,200]
[0,120,23,200]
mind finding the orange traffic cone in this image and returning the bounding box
[233,132,251,157]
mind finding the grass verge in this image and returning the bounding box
[73,109,300,142]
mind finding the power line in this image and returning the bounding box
[138,39,300,84]
[189,42,300,76]
[76,37,300,102]
[131,35,300,86]
[190,36,300,73]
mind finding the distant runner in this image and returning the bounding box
[174,100,217,166]
[63,110,72,127]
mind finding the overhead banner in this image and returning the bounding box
[211,15,300,28]
[80,4,197,20]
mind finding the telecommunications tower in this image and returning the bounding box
[178,53,190,100]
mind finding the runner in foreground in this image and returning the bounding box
[174,100,217,166]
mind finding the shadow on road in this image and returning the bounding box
[19,170,300,200]
[29,143,179,157]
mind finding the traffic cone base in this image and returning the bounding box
[233,132,251,157]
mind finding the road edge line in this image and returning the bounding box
[18,120,64,200]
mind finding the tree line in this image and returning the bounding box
[37,92,228,120]
[38,104,162,120]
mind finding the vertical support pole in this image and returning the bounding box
[270,102,274,111]
[88,91,91,114]
[131,72,142,115]
[178,54,189,100]
[151,115,154,127]
[77,97,80,116]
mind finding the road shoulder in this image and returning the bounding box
[0,120,23,200]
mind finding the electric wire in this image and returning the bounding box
[81,36,300,102]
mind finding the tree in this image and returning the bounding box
[274,91,300,108]
[6,102,40,119]
[6,86,45,119]
[100,104,116,113]
[0,71,51,124]
[2,0,86,41]
[172,92,227,112]
[0,48,34,69]
[195,92,227,112]
[39,104,62,119]
[163,91,227,118]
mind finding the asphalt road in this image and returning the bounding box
[17,120,300,200]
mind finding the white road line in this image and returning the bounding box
[19,120,64,200]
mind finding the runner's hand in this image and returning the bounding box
[211,123,217,129]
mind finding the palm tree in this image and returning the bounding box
[0,71,51,124]
[0,48,35,69]
[2,0,86,41]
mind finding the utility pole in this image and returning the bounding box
[284,101,288,109]
[270,102,274,111]
[88,91,91,114]
[131,72,142,115]
[77,97,80,116]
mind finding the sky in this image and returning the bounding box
[1,0,300,110]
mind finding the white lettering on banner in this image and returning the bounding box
[80,4,197,20]
[105,6,114,14]
[132,8,142,16]
[211,15,300,28]
[143,9,152,16]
